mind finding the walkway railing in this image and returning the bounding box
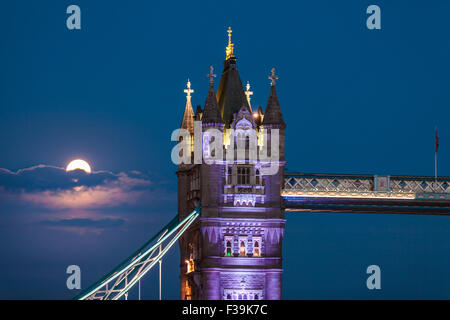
[74,205,200,300]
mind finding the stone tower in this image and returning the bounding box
[177,28,286,300]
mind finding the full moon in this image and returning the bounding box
[66,159,92,173]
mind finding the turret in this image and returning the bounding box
[180,79,195,134]
[262,68,285,128]
[262,68,286,162]
[202,66,224,128]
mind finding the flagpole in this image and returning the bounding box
[435,149,437,183]
[435,126,438,184]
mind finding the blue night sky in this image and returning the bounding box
[1,0,449,299]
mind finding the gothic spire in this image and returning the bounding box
[202,66,224,125]
[217,28,251,127]
[226,27,234,60]
[262,68,285,127]
[180,79,195,134]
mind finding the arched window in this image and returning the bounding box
[224,236,233,256]
[254,294,259,300]
[240,241,246,256]
[235,132,245,151]
[252,237,261,257]
[255,169,260,185]
[227,294,231,300]
[253,241,260,257]
[226,241,232,256]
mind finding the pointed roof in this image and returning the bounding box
[180,100,195,133]
[216,28,250,127]
[195,105,203,120]
[262,69,285,127]
[180,80,195,134]
[217,57,251,127]
[201,66,224,125]
[202,84,224,125]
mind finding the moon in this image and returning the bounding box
[66,159,92,173]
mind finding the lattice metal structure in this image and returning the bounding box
[74,206,200,300]
[283,173,450,200]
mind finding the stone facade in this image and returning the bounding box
[177,42,286,300]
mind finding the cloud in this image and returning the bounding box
[0,165,134,191]
[0,165,155,210]
[39,218,126,228]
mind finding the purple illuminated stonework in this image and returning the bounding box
[177,42,286,300]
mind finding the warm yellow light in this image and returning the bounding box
[66,159,92,173]
[225,27,234,60]
[185,259,194,273]
[282,190,416,200]
[223,128,231,148]
[257,127,264,148]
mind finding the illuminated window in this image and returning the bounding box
[185,280,192,300]
[226,241,232,256]
[186,243,195,273]
[252,237,261,257]
[185,258,194,273]
[224,236,233,256]
[239,237,247,256]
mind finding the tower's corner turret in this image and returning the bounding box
[262,68,286,129]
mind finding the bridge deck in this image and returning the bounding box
[283,173,450,215]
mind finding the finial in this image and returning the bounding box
[269,68,278,86]
[245,81,253,104]
[226,27,234,60]
[206,65,216,85]
[184,79,194,102]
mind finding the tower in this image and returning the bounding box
[177,28,286,300]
